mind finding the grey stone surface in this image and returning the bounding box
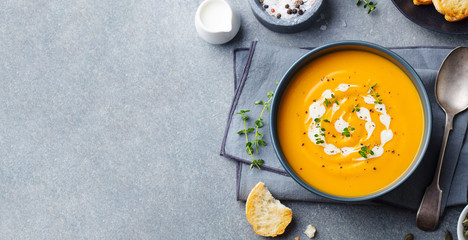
[0,0,467,239]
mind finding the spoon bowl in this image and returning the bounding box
[416,46,468,231]
[436,47,468,114]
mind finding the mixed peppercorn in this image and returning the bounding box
[259,0,306,19]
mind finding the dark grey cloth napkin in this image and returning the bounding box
[221,42,468,213]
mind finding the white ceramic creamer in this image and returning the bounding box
[195,0,240,44]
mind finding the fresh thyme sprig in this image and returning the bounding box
[236,90,275,170]
[358,145,375,158]
[352,104,360,113]
[368,83,383,104]
[313,124,326,144]
[324,98,331,107]
[356,0,377,14]
[315,118,330,123]
[332,94,339,105]
[342,126,355,137]
[237,110,264,169]
[324,94,339,108]
[253,91,274,152]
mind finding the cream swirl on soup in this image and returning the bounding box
[305,83,393,160]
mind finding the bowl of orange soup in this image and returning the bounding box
[270,41,431,201]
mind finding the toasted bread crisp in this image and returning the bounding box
[413,0,432,5]
[245,182,292,237]
[432,0,468,21]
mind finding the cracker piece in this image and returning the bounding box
[413,0,432,5]
[432,0,446,15]
[432,0,468,22]
[245,182,292,237]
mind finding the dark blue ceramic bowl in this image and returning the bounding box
[248,0,324,33]
[269,41,432,201]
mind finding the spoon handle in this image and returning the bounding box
[415,114,453,231]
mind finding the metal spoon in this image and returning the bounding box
[416,46,468,231]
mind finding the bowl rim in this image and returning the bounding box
[458,204,468,239]
[269,40,433,202]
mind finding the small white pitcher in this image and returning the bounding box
[195,0,240,44]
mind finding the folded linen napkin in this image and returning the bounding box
[221,42,468,213]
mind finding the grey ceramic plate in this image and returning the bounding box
[248,0,324,33]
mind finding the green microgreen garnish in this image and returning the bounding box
[352,104,360,113]
[251,159,264,169]
[236,110,254,134]
[323,119,330,123]
[324,93,339,108]
[356,0,377,14]
[368,83,383,104]
[236,90,275,170]
[314,124,326,144]
[237,110,263,169]
[331,94,339,105]
[253,91,274,152]
[341,126,354,137]
[324,98,331,107]
[358,145,375,159]
[367,84,377,93]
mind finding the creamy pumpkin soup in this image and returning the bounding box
[277,50,424,198]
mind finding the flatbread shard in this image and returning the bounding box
[245,182,292,237]
[413,0,432,5]
[432,0,468,21]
